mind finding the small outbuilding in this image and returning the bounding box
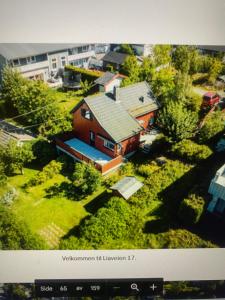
[0,120,35,147]
[110,176,144,200]
[94,71,125,93]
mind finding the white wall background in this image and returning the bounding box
[0,0,224,44]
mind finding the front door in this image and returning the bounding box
[90,131,95,146]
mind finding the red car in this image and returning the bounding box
[202,92,220,109]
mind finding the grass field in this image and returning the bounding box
[2,167,105,248]
[47,89,82,112]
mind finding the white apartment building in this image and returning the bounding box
[0,43,96,82]
[208,164,225,217]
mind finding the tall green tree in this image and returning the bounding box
[118,44,134,55]
[0,203,46,249]
[0,140,34,175]
[153,45,172,67]
[189,47,202,74]
[1,67,71,136]
[172,45,191,74]
[173,71,192,102]
[1,66,27,114]
[139,57,155,82]
[120,55,140,83]
[72,162,102,194]
[151,67,175,103]
[157,102,198,142]
[207,57,223,84]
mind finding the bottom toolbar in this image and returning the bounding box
[35,278,163,298]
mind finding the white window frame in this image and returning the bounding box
[51,58,57,70]
[61,56,66,67]
[104,140,115,151]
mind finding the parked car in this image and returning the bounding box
[201,92,220,109]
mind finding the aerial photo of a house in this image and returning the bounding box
[0,43,225,251]
[56,81,160,174]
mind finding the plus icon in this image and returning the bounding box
[149,283,157,291]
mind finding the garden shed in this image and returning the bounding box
[110,176,143,200]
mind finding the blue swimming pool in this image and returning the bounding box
[65,138,112,165]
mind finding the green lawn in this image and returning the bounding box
[47,89,82,112]
[3,167,105,248]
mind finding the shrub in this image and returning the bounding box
[137,162,160,177]
[171,140,212,162]
[178,194,205,225]
[29,160,62,186]
[120,162,135,176]
[161,229,216,248]
[104,173,120,188]
[65,65,103,82]
[198,111,225,144]
[0,188,18,206]
[72,162,102,194]
[31,138,57,166]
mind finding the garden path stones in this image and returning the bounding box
[38,223,66,249]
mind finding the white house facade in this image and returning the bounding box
[0,43,96,83]
[208,164,225,216]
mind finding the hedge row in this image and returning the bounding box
[171,140,212,163]
[65,65,103,82]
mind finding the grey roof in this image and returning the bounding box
[117,81,160,117]
[71,81,159,142]
[0,43,89,60]
[102,51,128,65]
[197,45,225,53]
[0,120,35,146]
[111,176,144,200]
[94,72,116,85]
[84,94,142,143]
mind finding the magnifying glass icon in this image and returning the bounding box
[131,283,139,292]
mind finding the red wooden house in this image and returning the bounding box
[56,81,160,175]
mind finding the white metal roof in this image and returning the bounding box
[111,176,144,200]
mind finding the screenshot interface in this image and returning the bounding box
[0,42,224,299]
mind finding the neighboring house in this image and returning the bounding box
[0,120,35,147]
[101,51,129,71]
[208,164,225,217]
[56,81,160,174]
[0,43,96,83]
[94,71,126,93]
[110,176,144,200]
[131,44,154,57]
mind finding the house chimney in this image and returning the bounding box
[113,86,120,102]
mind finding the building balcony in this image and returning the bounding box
[55,136,123,175]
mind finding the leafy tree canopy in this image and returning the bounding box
[157,102,198,142]
[153,44,172,67]
[172,45,191,74]
[0,203,46,249]
[117,44,134,55]
[72,162,102,194]
[0,140,34,175]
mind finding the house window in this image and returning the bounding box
[149,117,154,125]
[12,59,20,66]
[51,58,57,69]
[77,45,89,53]
[61,56,66,67]
[104,140,115,151]
[19,58,27,65]
[81,108,92,120]
[27,56,36,64]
